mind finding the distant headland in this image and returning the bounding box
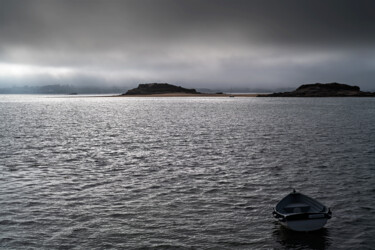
[258,83,375,97]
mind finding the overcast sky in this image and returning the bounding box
[1,0,375,90]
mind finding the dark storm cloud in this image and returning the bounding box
[1,0,375,89]
[3,0,375,49]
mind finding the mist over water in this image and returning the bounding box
[0,95,374,249]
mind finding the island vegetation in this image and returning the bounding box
[123,83,200,95]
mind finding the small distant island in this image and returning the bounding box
[123,83,200,95]
[120,83,257,97]
[258,83,375,97]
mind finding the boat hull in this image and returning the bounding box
[281,218,328,232]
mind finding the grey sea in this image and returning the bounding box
[0,95,374,249]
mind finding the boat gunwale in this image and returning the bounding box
[273,209,332,222]
[273,191,332,222]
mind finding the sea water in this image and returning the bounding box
[0,95,374,249]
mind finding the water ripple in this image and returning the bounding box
[0,96,374,249]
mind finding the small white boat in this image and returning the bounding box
[273,189,332,232]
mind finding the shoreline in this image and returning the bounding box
[47,93,261,98]
[112,93,260,97]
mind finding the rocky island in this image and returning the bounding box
[123,83,200,95]
[258,83,375,97]
[118,83,259,97]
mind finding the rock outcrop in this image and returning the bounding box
[258,83,375,97]
[123,83,200,95]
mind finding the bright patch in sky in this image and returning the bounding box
[0,63,74,77]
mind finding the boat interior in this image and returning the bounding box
[277,193,326,214]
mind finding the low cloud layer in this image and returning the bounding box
[1,0,375,90]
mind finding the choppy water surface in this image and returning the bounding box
[0,95,374,249]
